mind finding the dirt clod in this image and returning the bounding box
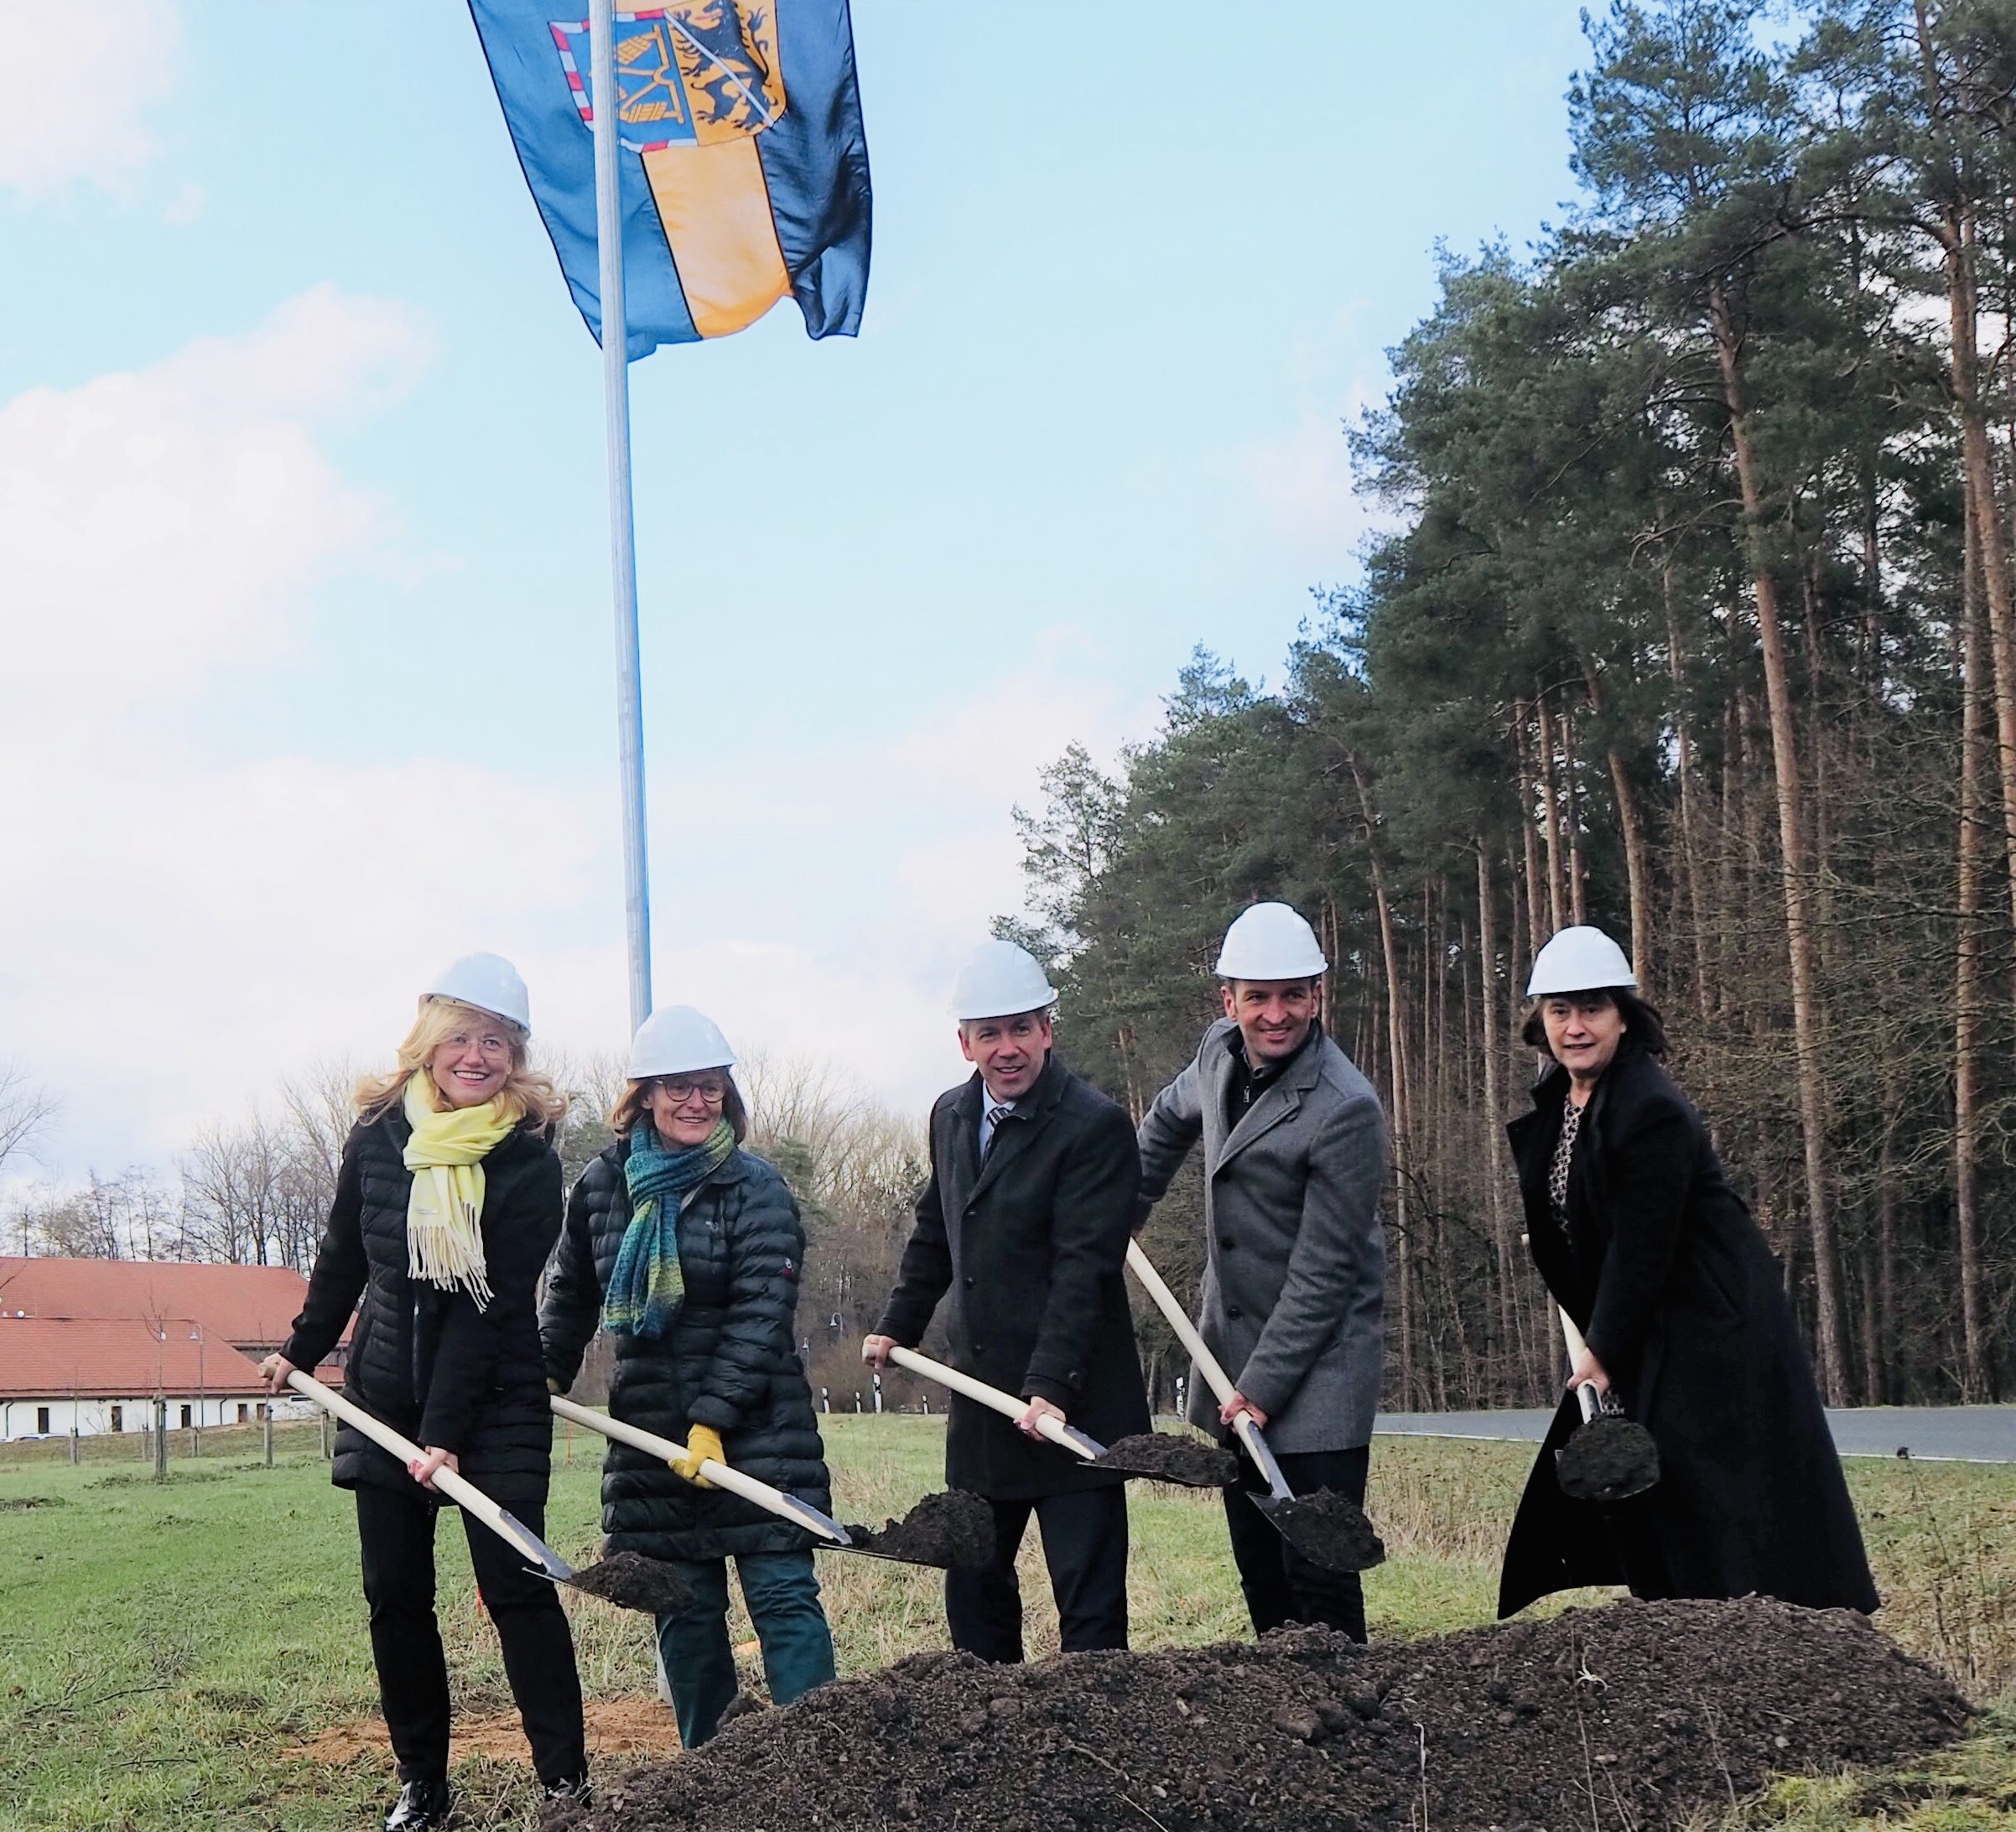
[1556,1415,1662,1502]
[565,1552,694,1614]
[549,1598,1971,1832]
[1094,1432,1239,1488]
[1267,1487,1387,1572]
[845,1488,996,1569]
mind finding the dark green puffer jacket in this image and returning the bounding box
[539,1139,832,1560]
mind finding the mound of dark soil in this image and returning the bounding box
[847,1490,996,1569]
[551,1598,1969,1832]
[1556,1417,1661,1502]
[567,1552,694,1614]
[1094,1433,1239,1488]
[1270,1489,1386,1573]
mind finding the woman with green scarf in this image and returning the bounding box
[540,1004,837,1748]
[260,954,588,1830]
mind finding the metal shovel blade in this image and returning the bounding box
[1234,1414,1385,1574]
[1555,1387,1660,1503]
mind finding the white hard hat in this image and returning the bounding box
[628,1005,736,1079]
[1526,926,1637,999]
[1214,902,1328,980]
[425,952,531,1033]
[950,940,1057,1021]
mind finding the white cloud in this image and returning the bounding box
[0,0,183,195]
[0,295,1153,1177]
[0,284,426,720]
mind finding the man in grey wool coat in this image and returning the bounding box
[1135,901,1388,1640]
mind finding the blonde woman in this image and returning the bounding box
[259,955,588,1830]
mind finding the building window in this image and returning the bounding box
[236,1404,250,1424]
[111,1405,123,1432]
[179,1404,192,1429]
[36,1407,49,1435]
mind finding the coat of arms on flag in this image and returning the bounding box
[550,5,786,148]
[470,0,870,355]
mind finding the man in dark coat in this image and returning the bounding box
[865,939,1149,1662]
[1135,901,1387,1640]
[1499,926,1878,1620]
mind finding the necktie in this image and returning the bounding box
[984,1104,1012,1155]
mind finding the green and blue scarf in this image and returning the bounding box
[601,1119,737,1339]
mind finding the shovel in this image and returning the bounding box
[1124,1239,1385,1573]
[881,1344,1234,1487]
[283,1369,691,1614]
[1552,1308,1660,1503]
[549,1395,987,1569]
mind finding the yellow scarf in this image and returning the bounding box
[402,1074,515,1309]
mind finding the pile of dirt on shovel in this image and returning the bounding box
[548,1597,1970,1832]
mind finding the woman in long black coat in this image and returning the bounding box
[261,954,588,1831]
[1498,926,1877,1621]
[540,1004,835,1751]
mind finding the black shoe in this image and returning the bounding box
[543,1775,593,1807]
[383,1776,452,1831]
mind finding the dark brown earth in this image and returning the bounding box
[846,1490,997,1570]
[1556,1418,1662,1503]
[1266,1489,1387,1573]
[565,1551,694,1614]
[1094,1433,1240,1489]
[548,1597,1970,1832]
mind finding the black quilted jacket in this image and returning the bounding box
[283,1105,564,1505]
[539,1139,832,1560]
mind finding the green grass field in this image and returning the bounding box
[0,1418,2009,1830]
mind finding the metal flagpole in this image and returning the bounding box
[590,0,653,1033]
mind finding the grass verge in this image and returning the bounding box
[0,1419,2008,1829]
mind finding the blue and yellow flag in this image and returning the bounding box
[468,2,870,357]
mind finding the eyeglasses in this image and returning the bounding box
[657,1076,728,1107]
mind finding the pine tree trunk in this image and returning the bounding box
[1956,485,1990,1401]
[1708,273,1849,1405]
[1536,693,1567,933]
[1662,563,1713,1017]
[1563,705,1587,926]
[1477,842,1520,1401]
[1585,661,1653,986]
[1351,757,1414,1409]
[1515,703,1547,952]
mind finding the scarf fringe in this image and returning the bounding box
[402,1078,514,1311]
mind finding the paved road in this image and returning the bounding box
[1375,1406,2016,1463]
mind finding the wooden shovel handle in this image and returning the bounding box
[548,1395,850,1544]
[285,1369,558,1570]
[883,1345,1101,1460]
[1125,1242,1293,1498]
[1125,1238,1237,1406]
[1556,1308,1602,1425]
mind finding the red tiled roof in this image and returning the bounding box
[0,1316,272,1398]
[0,1259,316,1349]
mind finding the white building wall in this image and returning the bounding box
[0,1394,272,1440]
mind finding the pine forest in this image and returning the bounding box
[1006,0,2016,1412]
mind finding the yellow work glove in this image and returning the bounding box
[669,1425,724,1489]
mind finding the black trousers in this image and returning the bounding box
[944,1485,1129,1663]
[355,1484,587,1786]
[1224,1443,1370,1641]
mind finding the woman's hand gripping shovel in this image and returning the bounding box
[880,1344,1235,1488]
[1551,1308,1660,1503]
[283,1369,692,1613]
[548,1395,995,1569]
[1124,1239,1385,1573]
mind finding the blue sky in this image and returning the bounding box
[0,0,1591,1175]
